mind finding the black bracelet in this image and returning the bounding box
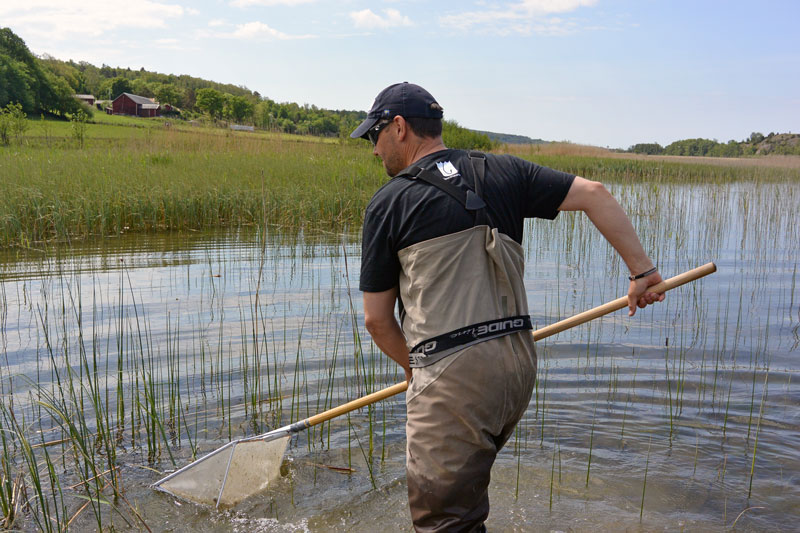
[629,267,657,281]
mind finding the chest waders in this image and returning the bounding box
[396,151,533,371]
[399,152,539,532]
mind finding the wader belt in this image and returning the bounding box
[409,315,532,368]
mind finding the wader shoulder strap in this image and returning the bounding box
[403,166,487,214]
[400,153,490,225]
[468,151,489,227]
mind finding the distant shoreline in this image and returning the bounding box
[620,153,800,169]
[501,142,800,169]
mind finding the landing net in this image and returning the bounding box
[155,435,290,508]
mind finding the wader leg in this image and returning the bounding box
[405,334,536,532]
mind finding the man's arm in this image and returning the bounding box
[363,287,412,382]
[558,176,665,316]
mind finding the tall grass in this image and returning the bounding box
[2,121,798,249]
[0,124,383,247]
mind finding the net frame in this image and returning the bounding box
[153,429,291,508]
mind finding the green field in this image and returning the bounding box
[1,118,798,249]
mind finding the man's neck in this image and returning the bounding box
[406,137,447,167]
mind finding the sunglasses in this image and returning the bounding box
[367,120,391,146]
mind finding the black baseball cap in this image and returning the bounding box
[350,82,444,139]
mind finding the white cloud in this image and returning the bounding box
[231,0,316,6]
[218,21,315,40]
[350,8,413,29]
[0,0,184,40]
[518,0,597,14]
[440,0,596,35]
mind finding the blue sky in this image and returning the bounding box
[3,0,798,148]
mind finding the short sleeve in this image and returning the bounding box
[521,160,575,220]
[359,199,401,292]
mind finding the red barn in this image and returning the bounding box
[112,93,161,117]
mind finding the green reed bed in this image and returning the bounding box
[3,121,799,250]
[0,125,382,248]
[519,152,800,184]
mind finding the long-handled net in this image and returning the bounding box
[152,263,716,508]
[153,431,291,507]
[153,381,409,508]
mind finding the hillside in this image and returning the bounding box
[752,133,800,155]
[0,28,82,117]
[473,130,547,145]
[629,132,800,157]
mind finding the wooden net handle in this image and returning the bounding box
[533,262,716,341]
[304,262,717,429]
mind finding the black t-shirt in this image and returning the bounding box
[359,149,575,292]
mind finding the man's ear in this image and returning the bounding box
[394,115,409,141]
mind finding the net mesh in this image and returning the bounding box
[157,435,290,507]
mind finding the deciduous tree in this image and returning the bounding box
[99,77,133,100]
[153,83,183,107]
[195,88,224,119]
[224,94,254,123]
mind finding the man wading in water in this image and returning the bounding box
[353,82,664,532]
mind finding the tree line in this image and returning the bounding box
[0,28,83,117]
[0,27,370,137]
[0,27,494,149]
[629,131,800,157]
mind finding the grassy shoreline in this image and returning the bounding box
[1,120,381,248]
[2,118,798,248]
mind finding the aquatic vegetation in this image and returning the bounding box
[0,124,798,529]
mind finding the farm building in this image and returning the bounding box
[74,94,96,106]
[112,93,161,117]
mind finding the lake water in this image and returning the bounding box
[0,180,798,531]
